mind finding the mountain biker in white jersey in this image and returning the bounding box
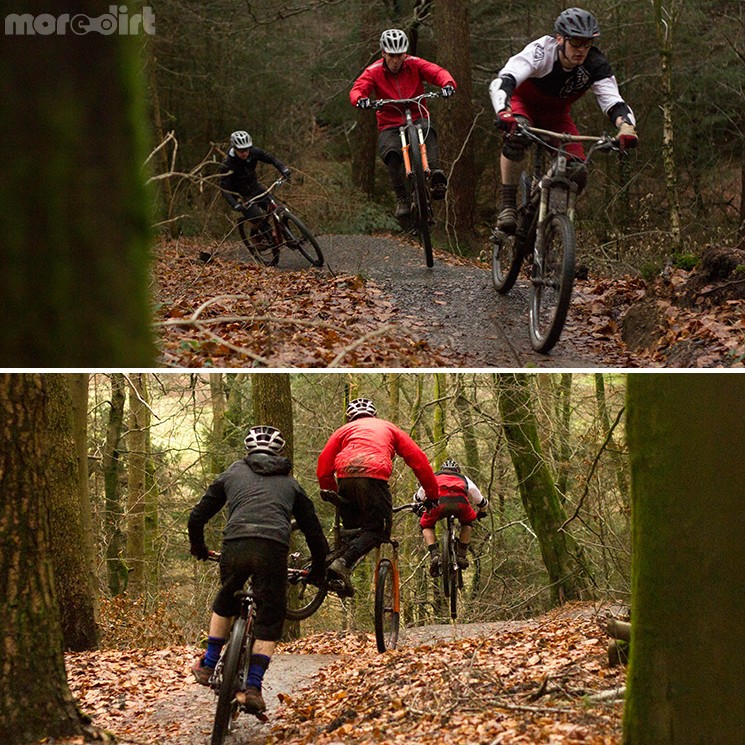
[489,7,638,234]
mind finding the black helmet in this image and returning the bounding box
[346,397,377,421]
[555,8,600,38]
[441,459,461,473]
[244,425,285,455]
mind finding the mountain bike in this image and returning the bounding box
[286,492,416,652]
[206,553,267,745]
[369,92,443,268]
[490,123,621,353]
[237,178,324,268]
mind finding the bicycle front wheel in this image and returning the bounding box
[211,616,248,745]
[374,558,400,652]
[408,125,433,268]
[529,213,576,353]
[491,230,525,294]
[238,221,280,266]
[280,212,324,267]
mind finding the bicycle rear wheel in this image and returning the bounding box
[374,558,399,652]
[211,615,248,745]
[529,212,576,353]
[408,125,434,268]
[448,527,459,620]
[285,529,328,620]
[280,212,324,267]
[238,221,280,266]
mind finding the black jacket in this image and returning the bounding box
[188,453,327,565]
[219,147,288,208]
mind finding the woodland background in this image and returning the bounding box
[30,372,629,649]
[149,0,745,263]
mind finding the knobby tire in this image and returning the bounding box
[448,525,459,620]
[280,212,324,267]
[374,558,399,652]
[238,220,280,266]
[529,212,576,353]
[285,559,328,621]
[408,124,434,268]
[441,530,452,600]
[211,615,249,745]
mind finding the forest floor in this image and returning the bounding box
[54,602,627,745]
[153,231,744,368]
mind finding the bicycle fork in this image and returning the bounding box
[399,122,430,177]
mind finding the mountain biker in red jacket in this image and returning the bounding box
[350,28,457,219]
[413,459,488,576]
[316,397,438,596]
[489,8,638,233]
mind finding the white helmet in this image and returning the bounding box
[230,130,252,149]
[380,28,409,54]
[244,425,285,455]
[346,398,377,422]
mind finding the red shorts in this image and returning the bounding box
[419,497,477,529]
[511,84,585,160]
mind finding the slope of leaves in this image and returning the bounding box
[154,239,457,367]
[272,604,625,745]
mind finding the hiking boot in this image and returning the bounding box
[191,655,214,686]
[456,547,470,569]
[430,170,448,200]
[395,200,411,219]
[236,685,266,714]
[496,206,517,234]
[428,551,442,578]
[328,558,355,598]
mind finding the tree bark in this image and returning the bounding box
[126,373,149,597]
[432,373,447,467]
[0,374,85,743]
[454,374,481,480]
[0,4,153,365]
[623,374,745,744]
[251,373,294,464]
[432,0,476,246]
[497,374,591,605]
[103,373,128,595]
[45,374,100,651]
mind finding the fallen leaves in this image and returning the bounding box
[153,238,457,367]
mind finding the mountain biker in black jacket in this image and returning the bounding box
[219,130,292,227]
[188,425,327,715]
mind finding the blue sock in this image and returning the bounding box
[204,636,226,669]
[246,654,271,690]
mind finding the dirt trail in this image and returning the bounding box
[274,233,635,367]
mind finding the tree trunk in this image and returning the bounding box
[454,374,481,479]
[0,374,85,743]
[104,373,128,595]
[497,374,591,605]
[251,373,294,464]
[623,374,745,744]
[652,0,683,253]
[594,373,629,502]
[432,373,447,466]
[45,375,100,651]
[0,6,153,365]
[351,0,378,197]
[126,373,149,597]
[433,0,476,247]
[209,373,228,475]
[555,373,573,500]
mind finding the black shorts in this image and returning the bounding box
[213,537,287,641]
[378,124,440,168]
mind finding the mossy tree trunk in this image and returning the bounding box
[497,373,592,605]
[0,374,86,744]
[45,374,100,651]
[623,374,745,744]
[0,3,154,365]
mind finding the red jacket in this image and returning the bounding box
[349,56,456,131]
[317,417,438,500]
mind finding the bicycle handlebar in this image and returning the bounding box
[393,502,419,514]
[518,122,620,155]
[370,91,442,110]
